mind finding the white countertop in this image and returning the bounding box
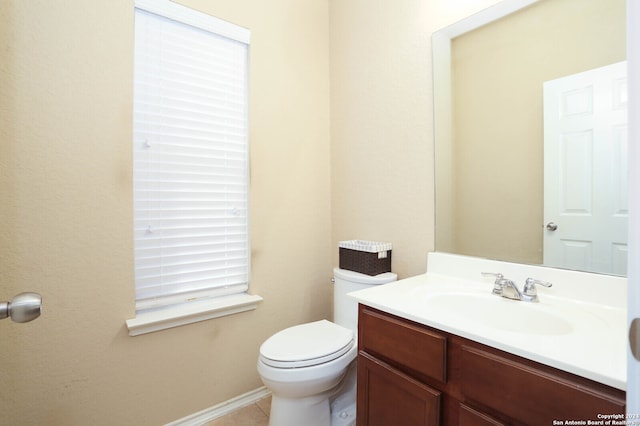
[349,253,627,391]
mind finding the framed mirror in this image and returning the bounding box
[433,0,627,275]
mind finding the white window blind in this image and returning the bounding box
[133,0,250,311]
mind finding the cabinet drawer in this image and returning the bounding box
[358,306,447,383]
[460,346,625,424]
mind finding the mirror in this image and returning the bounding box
[433,0,627,275]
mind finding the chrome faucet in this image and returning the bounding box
[482,273,552,303]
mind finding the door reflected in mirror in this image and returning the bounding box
[542,62,627,275]
[433,0,627,275]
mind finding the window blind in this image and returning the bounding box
[133,1,250,310]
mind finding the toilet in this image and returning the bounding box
[257,267,397,426]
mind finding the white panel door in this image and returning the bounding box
[543,61,628,275]
[627,0,640,413]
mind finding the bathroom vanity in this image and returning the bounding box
[350,253,627,425]
[357,305,624,425]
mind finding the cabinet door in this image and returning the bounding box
[459,404,505,426]
[357,352,441,426]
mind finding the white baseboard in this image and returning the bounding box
[166,386,272,426]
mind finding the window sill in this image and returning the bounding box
[126,293,263,336]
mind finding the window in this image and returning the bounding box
[127,0,259,335]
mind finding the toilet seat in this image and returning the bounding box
[259,320,354,369]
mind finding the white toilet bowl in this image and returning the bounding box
[258,320,357,426]
[257,268,397,426]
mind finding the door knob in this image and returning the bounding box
[546,222,558,231]
[0,292,42,323]
[631,318,640,361]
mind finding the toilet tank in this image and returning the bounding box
[333,267,397,333]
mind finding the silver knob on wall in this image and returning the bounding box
[0,292,42,323]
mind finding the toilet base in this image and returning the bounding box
[329,362,357,426]
[269,393,331,426]
[330,400,356,426]
[267,361,358,426]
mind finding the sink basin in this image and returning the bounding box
[347,257,628,390]
[423,293,574,336]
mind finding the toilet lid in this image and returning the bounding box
[259,320,354,368]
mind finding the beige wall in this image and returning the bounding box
[0,0,503,424]
[329,0,503,278]
[1,0,331,424]
[449,0,626,264]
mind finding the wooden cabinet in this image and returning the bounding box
[358,352,441,426]
[358,305,447,383]
[458,404,504,426]
[357,305,625,426]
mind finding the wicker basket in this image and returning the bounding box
[338,240,392,276]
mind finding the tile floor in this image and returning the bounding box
[204,396,271,426]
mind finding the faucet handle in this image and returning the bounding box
[481,272,505,295]
[524,278,552,290]
[481,272,503,279]
[523,278,552,300]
